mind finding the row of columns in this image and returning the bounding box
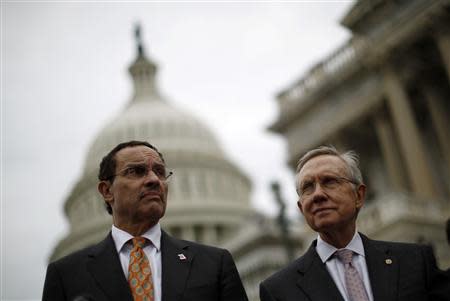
[374,29,450,200]
[430,28,450,174]
[171,223,226,245]
[382,66,437,198]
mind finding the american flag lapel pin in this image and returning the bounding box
[178,253,187,260]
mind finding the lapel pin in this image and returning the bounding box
[385,259,392,265]
[178,253,187,260]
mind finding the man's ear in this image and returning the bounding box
[297,199,304,215]
[355,184,366,210]
[98,181,114,202]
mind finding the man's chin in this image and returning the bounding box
[311,218,339,232]
[141,204,165,220]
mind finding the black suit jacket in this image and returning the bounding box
[260,234,450,301]
[43,231,248,301]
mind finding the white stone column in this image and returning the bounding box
[373,112,408,192]
[422,85,450,173]
[182,225,195,241]
[382,66,437,199]
[203,225,218,245]
[435,29,450,80]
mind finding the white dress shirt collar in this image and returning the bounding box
[316,230,365,263]
[111,223,161,253]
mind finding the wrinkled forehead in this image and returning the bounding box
[115,146,164,168]
[298,155,348,181]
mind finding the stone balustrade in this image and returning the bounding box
[278,38,368,115]
[357,193,449,235]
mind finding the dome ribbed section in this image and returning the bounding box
[84,100,225,177]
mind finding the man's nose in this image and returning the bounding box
[311,181,327,202]
[143,169,161,184]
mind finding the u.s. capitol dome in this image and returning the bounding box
[50,32,253,261]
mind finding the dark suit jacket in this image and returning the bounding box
[260,234,450,301]
[43,231,248,301]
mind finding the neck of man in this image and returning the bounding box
[113,219,158,237]
[319,223,356,249]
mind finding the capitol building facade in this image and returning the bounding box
[270,0,450,268]
[51,1,450,301]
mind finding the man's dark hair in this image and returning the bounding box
[98,140,165,214]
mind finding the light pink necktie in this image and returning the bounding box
[335,249,369,301]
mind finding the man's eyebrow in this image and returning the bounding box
[124,161,165,167]
[119,162,146,170]
[123,162,146,167]
[299,173,338,183]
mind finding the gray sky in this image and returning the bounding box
[1,1,352,300]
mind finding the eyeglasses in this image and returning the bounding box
[111,163,173,182]
[297,175,357,200]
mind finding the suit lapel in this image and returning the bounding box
[161,231,194,301]
[296,242,345,301]
[361,234,398,301]
[87,233,133,301]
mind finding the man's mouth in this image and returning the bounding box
[313,207,334,214]
[140,190,161,199]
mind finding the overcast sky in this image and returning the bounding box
[1,1,352,300]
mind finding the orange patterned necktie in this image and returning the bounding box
[128,237,154,301]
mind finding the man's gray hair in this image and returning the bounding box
[295,146,364,194]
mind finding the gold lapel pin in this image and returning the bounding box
[385,259,392,265]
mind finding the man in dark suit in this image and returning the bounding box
[43,140,248,301]
[260,146,449,301]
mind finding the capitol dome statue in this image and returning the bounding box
[50,26,254,261]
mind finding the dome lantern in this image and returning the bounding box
[128,24,159,101]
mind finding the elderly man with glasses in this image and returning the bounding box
[43,140,248,301]
[260,146,449,301]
